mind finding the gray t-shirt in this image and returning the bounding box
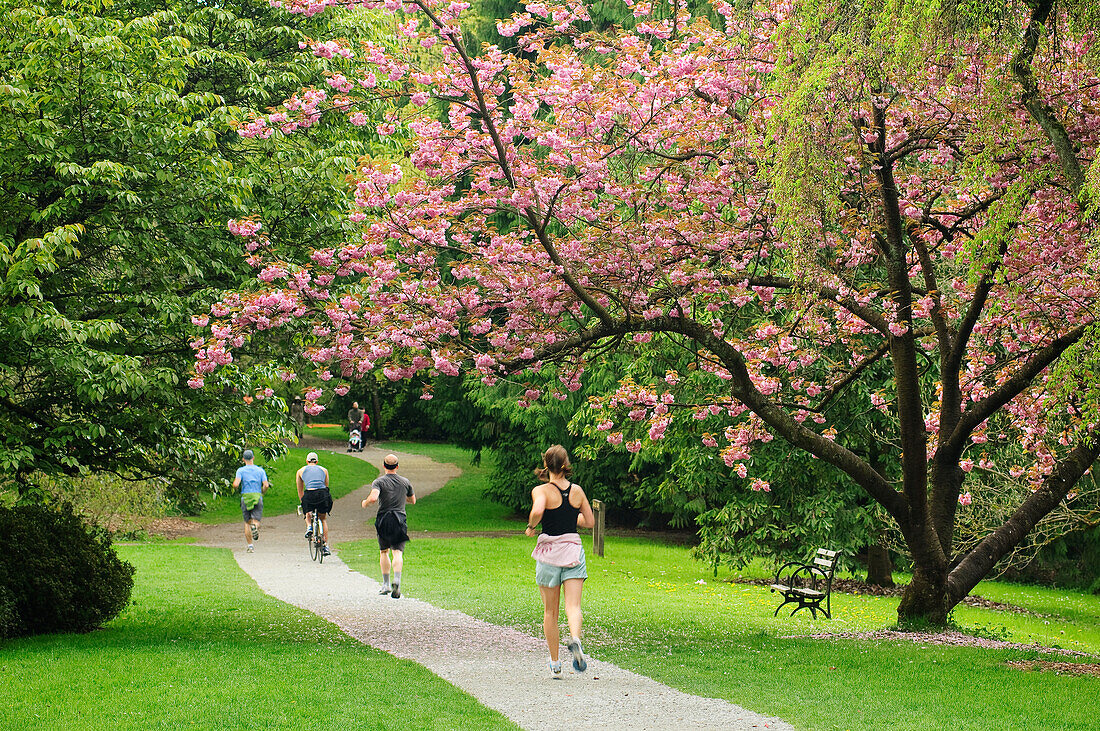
[372,473,413,514]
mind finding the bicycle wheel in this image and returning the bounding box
[309,529,320,562]
[317,534,325,564]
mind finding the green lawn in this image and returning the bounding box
[376,442,524,532]
[5,441,1096,731]
[301,423,347,441]
[338,442,1100,731]
[192,447,377,524]
[0,543,517,730]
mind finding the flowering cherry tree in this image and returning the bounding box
[194,0,1100,623]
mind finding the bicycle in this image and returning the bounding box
[298,505,327,563]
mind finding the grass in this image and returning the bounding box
[375,442,524,532]
[191,447,377,524]
[6,440,1095,730]
[341,534,1100,730]
[0,543,518,731]
[301,423,347,441]
[338,442,1100,731]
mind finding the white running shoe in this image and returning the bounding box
[567,638,587,672]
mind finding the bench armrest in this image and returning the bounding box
[772,560,804,586]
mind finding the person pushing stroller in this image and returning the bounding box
[347,401,365,452]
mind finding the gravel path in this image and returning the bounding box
[194,443,792,731]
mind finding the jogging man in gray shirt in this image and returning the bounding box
[362,454,415,598]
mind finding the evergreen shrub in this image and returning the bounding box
[0,502,135,639]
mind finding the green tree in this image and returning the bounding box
[0,0,383,505]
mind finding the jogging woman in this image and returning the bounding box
[525,445,595,678]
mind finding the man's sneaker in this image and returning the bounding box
[549,660,563,679]
[390,584,401,599]
[567,638,587,672]
[251,524,259,541]
[321,545,331,557]
[246,544,254,553]
[304,527,313,539]
[379,585,392,595]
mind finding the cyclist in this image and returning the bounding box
[296,451,332,556]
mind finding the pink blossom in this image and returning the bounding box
[648,417,669,440]
[199,0,1100,581]
[227,219,261,237]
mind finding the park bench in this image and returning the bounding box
[769,548,838,619]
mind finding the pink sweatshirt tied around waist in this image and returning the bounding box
[531,532,583,567]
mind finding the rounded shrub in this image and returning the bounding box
[0,502,135,639]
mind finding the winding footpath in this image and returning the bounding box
[194,443,792,731]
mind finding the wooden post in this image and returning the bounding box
[591,499,605,557]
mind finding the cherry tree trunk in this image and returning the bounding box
[896,564,950,626]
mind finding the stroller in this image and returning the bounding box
[347,428,363,452]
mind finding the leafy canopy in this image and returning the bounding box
[196,0,1100,621]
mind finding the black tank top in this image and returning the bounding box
[541,484,580,536]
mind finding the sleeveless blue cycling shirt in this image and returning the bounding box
[301,464,327,490]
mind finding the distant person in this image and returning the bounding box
[525,445,595,678]
[362,454,415,598]
[347,401,364,433]
[234,449,269,553]
[360,409,371,438]
[296,451,332,556]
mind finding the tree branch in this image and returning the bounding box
[523,314,909,520]
[1011,0,1087,202]
[942,324,1087,461]
[946,426,1100,605]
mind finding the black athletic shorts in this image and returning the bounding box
[301,488,333,515]
[376,510,409,551]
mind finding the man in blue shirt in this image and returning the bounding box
[234,449,270,553]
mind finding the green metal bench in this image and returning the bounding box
[769,548,838,619]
